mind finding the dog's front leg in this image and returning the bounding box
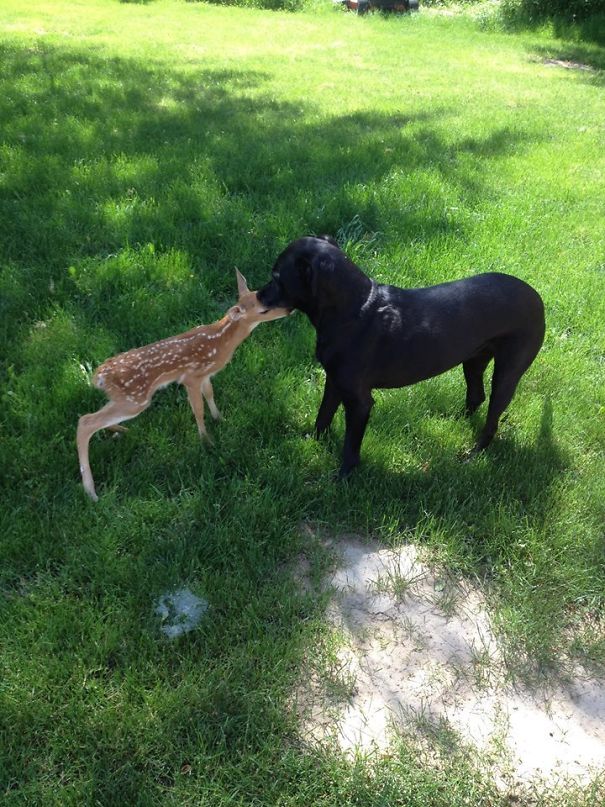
[315,374,342,437]
[339,389,374,479]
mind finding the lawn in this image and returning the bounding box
[1,0,604,803]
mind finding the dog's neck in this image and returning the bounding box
[360,281,378,314]
[309,275,374,327]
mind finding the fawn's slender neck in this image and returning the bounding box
[201,314,254,354]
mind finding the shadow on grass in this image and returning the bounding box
[531,41,605,80]
[525,13,605,78]
[310,385,565,565]
[0,35,578,802]
[296,388,587,688]
[0,34,547,505]
[0,32,565,590]
[1,38,535,351]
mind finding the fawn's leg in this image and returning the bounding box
[184,380,210,441]
[201,377,221,421]
[77,400,144,501]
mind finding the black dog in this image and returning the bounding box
[258,236,545,478]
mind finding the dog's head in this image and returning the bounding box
[257,236,371,324]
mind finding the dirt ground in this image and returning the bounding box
[295,536,605,791]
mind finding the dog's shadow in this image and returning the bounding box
[312,393,564,563]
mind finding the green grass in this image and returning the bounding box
[1,0,604,803]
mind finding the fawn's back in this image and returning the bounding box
[93,320,229,405]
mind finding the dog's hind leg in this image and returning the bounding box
[339,388,374,479]
[463,350,492,416]
[315,374,342,437]
[474,335,541,452]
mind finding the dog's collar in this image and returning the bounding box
[360,281,378,315]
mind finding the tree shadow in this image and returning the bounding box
[0,34,544,510]
[1,38,537,356]
[531,43,605,80]
[527,14,605,78]
[0,34,557,543]
[312,388,565,565]
[0,34,586,802]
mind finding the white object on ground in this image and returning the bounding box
[155,588,209,638]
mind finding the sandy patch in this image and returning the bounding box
[543,58,594,72]
[296,537,605,790]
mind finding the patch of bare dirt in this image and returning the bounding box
[543,58,594,72]
[294,536,605,791]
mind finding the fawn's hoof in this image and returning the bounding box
[83,484,99,502]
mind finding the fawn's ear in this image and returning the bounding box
[229,304,245,321]
[236,269,249,297]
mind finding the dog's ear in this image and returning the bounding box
[298,253,335,300]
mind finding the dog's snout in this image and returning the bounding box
[257,282,281,309]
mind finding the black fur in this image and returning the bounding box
[258,237,545,478]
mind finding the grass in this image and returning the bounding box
[1,0,604,803]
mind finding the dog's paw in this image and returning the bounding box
[460,445,485,463]
[460,451,473,464]
[337,463,358,481]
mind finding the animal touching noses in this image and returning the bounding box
[256,286,276,307]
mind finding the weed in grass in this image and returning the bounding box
[369,562,426,602]
[429,577,463,619]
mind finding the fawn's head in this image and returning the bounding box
[227,270,290,328]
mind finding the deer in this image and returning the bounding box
[77,270,289,501]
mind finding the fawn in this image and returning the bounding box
[77,270,289,501]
